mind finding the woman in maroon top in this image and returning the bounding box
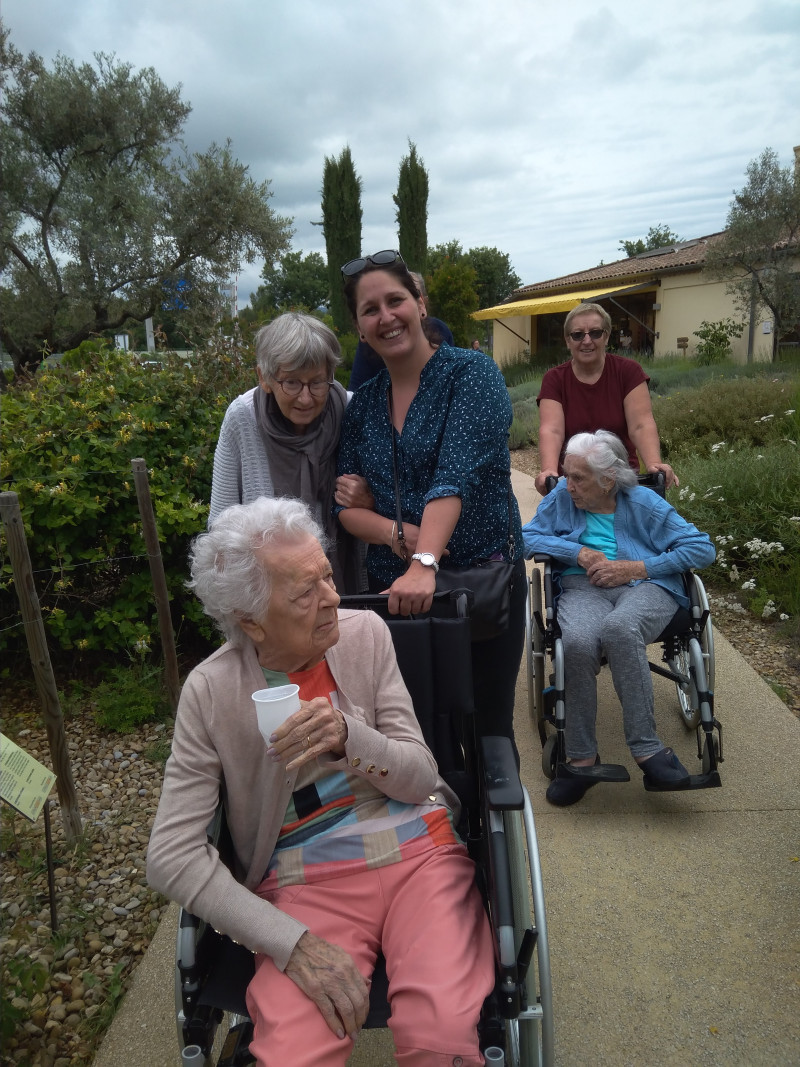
[535,303,677,495]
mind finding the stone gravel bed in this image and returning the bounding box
[0,713,169,1067]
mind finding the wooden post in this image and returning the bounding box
[0,492,83,841]
[130,459,181,712]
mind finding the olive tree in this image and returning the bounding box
[705,147,800,359]
[0,33,293,379]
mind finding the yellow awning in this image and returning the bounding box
[473,284,647,321]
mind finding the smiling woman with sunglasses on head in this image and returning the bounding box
[333,251,526,752]
[209,311,372,593]
[534,302,677,495]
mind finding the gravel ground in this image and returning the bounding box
[0,714,168,1067]
[0,448,796,1065]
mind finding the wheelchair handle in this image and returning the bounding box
[544,475,559,495]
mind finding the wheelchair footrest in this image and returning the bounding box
[557,761,630,784]
[644,771,722,792]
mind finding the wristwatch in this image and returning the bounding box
[411,552,439,573]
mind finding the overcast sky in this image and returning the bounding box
[3,0,798,308]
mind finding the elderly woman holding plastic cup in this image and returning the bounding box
[147,496,494,1067]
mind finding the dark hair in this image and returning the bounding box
[342,259,421,321]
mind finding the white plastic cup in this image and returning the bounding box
[252,684,301,742]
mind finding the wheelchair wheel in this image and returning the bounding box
[674,576,715,730]
[526,573,548,745]
[504,808,544,1067]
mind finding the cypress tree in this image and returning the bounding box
[321,146,362,334]
[393,140,429,273]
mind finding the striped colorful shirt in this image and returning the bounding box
[260,658,457,889]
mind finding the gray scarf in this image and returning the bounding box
[253,381,361,591]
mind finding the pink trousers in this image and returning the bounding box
[246,844,495,1067]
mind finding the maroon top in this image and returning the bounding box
[537,352,649,472]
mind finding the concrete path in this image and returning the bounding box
[93,470,800,1067]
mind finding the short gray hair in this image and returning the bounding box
[188,497,326,646]
[564,430,638,492]
[254,312,341,381]
[564,302,612,338]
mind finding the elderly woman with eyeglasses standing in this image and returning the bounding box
[534,302,677,495]
[210,311,371,593]
[333,251,526,752]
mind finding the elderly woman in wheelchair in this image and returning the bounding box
[522,430,715,807]
[147,496,495,1067]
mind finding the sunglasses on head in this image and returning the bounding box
[341,249,405,278]
[568,328,606,341]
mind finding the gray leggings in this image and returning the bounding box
[558,575,680,760]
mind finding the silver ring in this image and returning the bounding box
[306,735,311,749]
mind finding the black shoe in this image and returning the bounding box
[546,756,600,807]
[640,747,689,787]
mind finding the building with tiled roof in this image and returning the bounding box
[474,231,778,364]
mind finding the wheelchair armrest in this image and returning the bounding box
[480,736,524,810]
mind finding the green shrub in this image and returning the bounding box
[508,393,540,449]
[500,346,565,388]
[669,441,800,619]
[692,318,744,365]
[0,341,256,661]
[91,658,171,732]
[652,376,799,460]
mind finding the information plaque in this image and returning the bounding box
[1,732,56,822]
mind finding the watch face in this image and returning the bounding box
[419,553,435,565]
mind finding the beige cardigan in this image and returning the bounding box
[147,608,458,971]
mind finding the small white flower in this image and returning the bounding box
[759,414,774,422]
[779,613,789,621]
[711,442,726,453]
[728,565,740,582]
[762,600,777,619]
[785,410,795,415]
[741,579,756,590]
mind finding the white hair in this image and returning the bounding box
[564,430,638,492]
[254,311,341,380]
[188,496,326,646]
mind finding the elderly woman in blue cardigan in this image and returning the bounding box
[522,430,715,806]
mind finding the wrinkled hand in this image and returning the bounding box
[535,469,560,496]
[647,462,679,489]
[268,698,348,771]
[284,931,370,1041]
[335,474,375,511]
[385,564,437,616]
[582,552,646,588]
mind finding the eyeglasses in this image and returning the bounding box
[568,328,606,342]
[272,378,333,398]
[341,249,404,277]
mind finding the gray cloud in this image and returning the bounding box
[3,0,798,306]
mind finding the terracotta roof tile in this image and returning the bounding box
[512,232,727,298]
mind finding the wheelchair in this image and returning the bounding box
[175,591,554,1067]
[526,475,723,793]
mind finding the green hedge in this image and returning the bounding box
[0,342,255,663]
